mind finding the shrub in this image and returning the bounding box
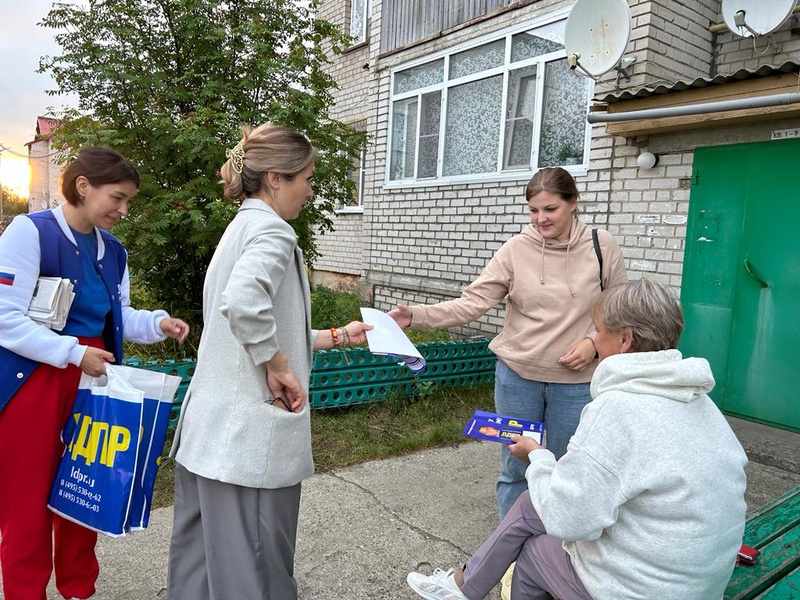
[310,285,453,342]
[310,285,365,329]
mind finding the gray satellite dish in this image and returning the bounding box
[722,0,798,37]
[564,0,633,79]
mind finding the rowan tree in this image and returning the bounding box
[39,0,365,327]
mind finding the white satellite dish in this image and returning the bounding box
[721,0,798,37]
[564,0,632,79]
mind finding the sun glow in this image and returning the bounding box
[1,157,31,199]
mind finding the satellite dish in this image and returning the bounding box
[564,0,632,79]
[721,0,798,37]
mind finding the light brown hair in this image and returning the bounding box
[221,123,316,200]
[525,167,579,203]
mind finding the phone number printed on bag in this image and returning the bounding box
[56,489,100,513]
[59,477,103,503]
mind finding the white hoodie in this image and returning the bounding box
[525,350,748,600]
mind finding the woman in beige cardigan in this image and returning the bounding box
[168,124,371,600]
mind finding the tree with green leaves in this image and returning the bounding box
[1,186,29,218]
[39,0,366,328]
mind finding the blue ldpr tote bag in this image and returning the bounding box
[123,366,180,531]
[48,364,180,537]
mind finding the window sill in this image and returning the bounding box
[383,165,589,190]
[335,205,364,214]
[343,40,370,54]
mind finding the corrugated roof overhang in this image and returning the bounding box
[590,61,800,137]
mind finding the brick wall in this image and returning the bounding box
[317,0,800,337]
[714,22,800,72]
[28,140,62,212]
[313,0,381,281]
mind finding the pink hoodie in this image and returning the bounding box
[409,219,627,383]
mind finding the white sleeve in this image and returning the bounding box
[526,444,627,542]
[0,216,86,367]
[220,228,297,366]
[525,400,630,542]
[119,264,169,343]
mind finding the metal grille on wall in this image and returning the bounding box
[380,0,513,53]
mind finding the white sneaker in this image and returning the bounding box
[407,567,468,600]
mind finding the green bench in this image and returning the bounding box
[725,486,800,599]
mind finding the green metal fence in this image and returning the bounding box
[124,338,497,428]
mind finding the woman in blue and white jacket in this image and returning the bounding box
[0,147,189,600]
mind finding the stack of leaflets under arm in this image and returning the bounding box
[27,276,75,331]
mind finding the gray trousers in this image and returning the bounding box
[461,491,592,600]
[167,463,302,600]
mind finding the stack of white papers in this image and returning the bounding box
[360,307,426,373]
[27,276,75,331]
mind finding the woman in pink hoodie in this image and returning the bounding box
[390,167,627,517]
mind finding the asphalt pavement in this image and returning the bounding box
[4,416,800,600]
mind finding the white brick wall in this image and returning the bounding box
[27,140,62,212]
[313,0,380,280]
[317,0,800,336]
[715,26,800,72]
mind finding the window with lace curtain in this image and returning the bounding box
[387,16,591,185]
[350,0,370,44]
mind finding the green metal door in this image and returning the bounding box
[681,138,800,432]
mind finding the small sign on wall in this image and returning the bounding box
[771,128,800,140]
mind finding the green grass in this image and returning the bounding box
[151,383,495,508]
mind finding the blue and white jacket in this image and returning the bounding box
[0,206,169,412]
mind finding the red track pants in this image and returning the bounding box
[0,338,102,600]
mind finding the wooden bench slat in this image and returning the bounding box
[745,488,800,527]
[725,527,800,600]
[754,564,800,599]
[744,489,800,549]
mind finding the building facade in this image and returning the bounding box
[316,0,800,430]
[26,116,63,212]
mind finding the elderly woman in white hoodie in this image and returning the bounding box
[407,278,748,600]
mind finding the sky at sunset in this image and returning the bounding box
[0,0,75,198]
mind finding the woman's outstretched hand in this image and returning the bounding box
[387,304,412,328]
[343,321,373,345]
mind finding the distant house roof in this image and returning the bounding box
[25,116,59,146]
[596,60,800,103]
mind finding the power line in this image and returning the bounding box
[0,145,63,159]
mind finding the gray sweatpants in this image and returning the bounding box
[167,463,302,600]
[461,491,592,600]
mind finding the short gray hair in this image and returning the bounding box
[591,279,684,352]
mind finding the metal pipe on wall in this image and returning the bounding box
[587,92,800,123]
